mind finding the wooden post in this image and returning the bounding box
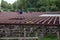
[30,27,33,32]
[56,31,60,40]
[35,32,38,40]
[24,28,26,37]
[35,32,38,37]
[57,26,60,40]
[39,25,47,40]
[24,28,26,40]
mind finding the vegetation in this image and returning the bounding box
[0,0,60,12]
[38,33,57,40]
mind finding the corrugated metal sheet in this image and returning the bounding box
[0,12,60,25]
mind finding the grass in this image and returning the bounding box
[43,37,57,40]
[38,33,57,40]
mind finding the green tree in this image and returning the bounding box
[1,0,9,11]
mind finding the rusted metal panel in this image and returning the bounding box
[0,12,60,26]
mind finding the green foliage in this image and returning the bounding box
[1,0,60,12]
[38,33,57,40]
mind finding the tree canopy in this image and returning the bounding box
[0,0,60,12]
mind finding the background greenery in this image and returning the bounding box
[1,0,60,12]
[38,33,57,40]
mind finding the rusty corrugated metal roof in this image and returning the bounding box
[0,12,60,25]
